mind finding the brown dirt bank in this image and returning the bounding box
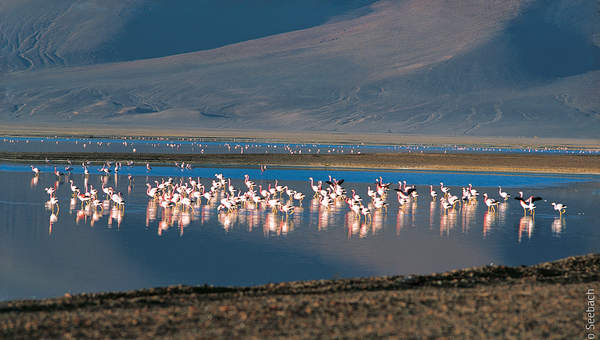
[1,254,598,339]
[2,151,600,175]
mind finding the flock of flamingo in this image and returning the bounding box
[3,136,598,156]
[31,160,569,239]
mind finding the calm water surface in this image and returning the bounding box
[1,136,598,154]
[1,164,599,301]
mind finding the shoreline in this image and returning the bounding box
[0,126,599,150]
[1,253,598,338]
[2,151,600,175]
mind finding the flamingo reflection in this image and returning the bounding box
[30,176,39,188]
[429,200,436,230]
[440,209,457,237]
[483,211,494,238]
[461,200,477,233]
[396,207,407,235]
[551,217,565,235]
[49,210,58,235]
[518,216,534,242]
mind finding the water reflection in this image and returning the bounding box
[25,166,593,245]
[440,209,458,237]
[30,176,39,188]
[4,136,599,160]
[551,217,565,236]
[1,163,598,302]
[518,216,535,242]
[461,200,478,233]
[483,211,494,238]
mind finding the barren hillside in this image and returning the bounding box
[1,0,598,138]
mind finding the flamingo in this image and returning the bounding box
[372,197,387,211]
[102,184,113,199]
[440,182,449,197]
[367,186,376,199]
[146,183,158,198]
[293,191,305,205]
[46,195,59,211]
[267,198,281,212]
[259,185,270,198]
[429,185,437,200]
[274,180,284,196]
[308,177,320,197]
[360,206,372,223]
[31,165,40,175]
[394,187,416,200]
[244,175,255,189]
[347,199,361,219]
[440,198,453,212]
[111,192,125,210]
[350,189,362,203]
[280,204,295,217]
[483,193,499,212]
[77,192,91,208]
[45,185,56,197]
[551,202,567,217]
[53,167,63,178]
[69,180,80,198]
[498,186,510,200]
[514,192,543,216]
[468,184,479,199]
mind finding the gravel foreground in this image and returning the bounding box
[1,254,598,339]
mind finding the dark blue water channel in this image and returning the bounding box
[1,164,599,301]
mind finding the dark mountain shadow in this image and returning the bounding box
[506,0,600,80]
[387,0,600,96]
[95,0,375,62]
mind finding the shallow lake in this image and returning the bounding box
[1,163,599,301]
[1,136,597,155]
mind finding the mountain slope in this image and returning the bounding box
[1,0,598,138]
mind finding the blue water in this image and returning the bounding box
[1,164,599,301]
[1,136,598,155]
[2,163,596,187]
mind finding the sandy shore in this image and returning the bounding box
[0,254,597,339]
[2,151,600,175]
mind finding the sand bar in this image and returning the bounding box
[0,125,599,150]
[2,152,600,175]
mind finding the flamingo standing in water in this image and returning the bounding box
[308,177,320,197]
[515,192,543,216]
[551,202,567,217]
[483,193,499,212]
[440,182,449,197]
[429,185,437,200]
[111,192,125,211]
[498,186,510,200]
[69,180,80,198]
[53,167,63,178]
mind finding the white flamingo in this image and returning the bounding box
[31,165,40,175]
[498,186,510,200]
[551,202,567,217]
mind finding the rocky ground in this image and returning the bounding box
[0,254,598,339]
